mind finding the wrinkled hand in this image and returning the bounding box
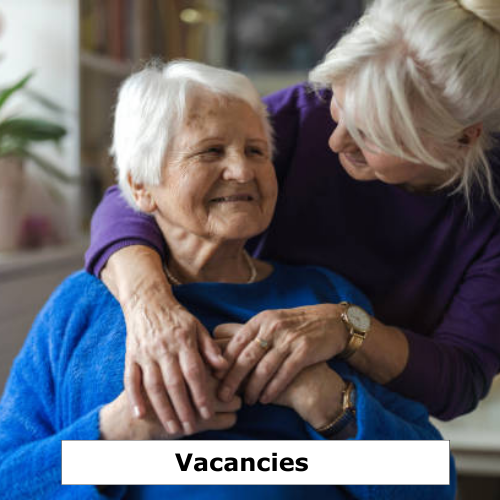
[214,304,348,405]
[122,282,228,436]
[100,374,242,440]
[273,362,345,429]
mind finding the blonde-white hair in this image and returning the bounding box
[112,60,273,209]
[309,0,500,210]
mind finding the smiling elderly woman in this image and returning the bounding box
[86,0,500,431]
[0,61,454,499]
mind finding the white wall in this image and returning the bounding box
[0,0,80,238]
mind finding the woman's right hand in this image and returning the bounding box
[101,245,228,436]
[100,374,242,440]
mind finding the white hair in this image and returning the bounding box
[309,0,500,210]
[112,60,273,208]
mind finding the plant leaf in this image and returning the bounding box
[0,72,34,112]
[23,88,66,114]
[0,118,66,142]
[0,143,26,157]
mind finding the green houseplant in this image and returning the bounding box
[0,72,73,182]
[0,72,75,250]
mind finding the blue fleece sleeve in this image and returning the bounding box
[0,286,126,499]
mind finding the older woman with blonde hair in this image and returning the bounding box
[0,60,454,499]
[86,0,500,433]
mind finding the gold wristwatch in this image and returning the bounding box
[338,301,371,360]
[316,381,356,438]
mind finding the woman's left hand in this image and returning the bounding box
[214,304,349,405]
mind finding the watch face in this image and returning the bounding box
[347,306,370,332]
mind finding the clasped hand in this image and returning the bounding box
[215,304,349,406]
[101,358,344,440]
[120,298,348,436]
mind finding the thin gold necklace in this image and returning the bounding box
[164,250,257,285]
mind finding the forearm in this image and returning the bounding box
[85,185,165,277]
[101,245,176,308]
[347,317,409,385]
[309,376,358,441]
[349,317,491,419]
[385,330,490,419]
[277,364,347,434]
[302,372,345,430]
[99,394,137,440]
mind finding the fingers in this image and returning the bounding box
[142,363,182,435]
[259,350,307,404]
[212,323,242,378]
[198,327,228,371]
[218,329,271,402]
[178,348,213,420]
[213,323,243,339]
[124,359,146,418]
[243,348,286,405]
[221,323,258,370]
[214,338,231,349]
[159,357,198,435]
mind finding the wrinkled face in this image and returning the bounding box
[329,86,447,189]
[147,93,278,243]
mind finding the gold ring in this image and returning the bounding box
[255,337,269,350]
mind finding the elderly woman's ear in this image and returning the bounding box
[127,174,157,213]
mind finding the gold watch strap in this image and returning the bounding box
[315,382,356,437]
[338,330,365,360]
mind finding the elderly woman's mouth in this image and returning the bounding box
[209,195,256,203]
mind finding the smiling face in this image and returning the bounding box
[139,92,277,244]
[329,86,449,189]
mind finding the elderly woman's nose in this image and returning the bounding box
[328,123,356,154]
[221,155,255,182]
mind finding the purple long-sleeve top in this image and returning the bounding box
[85,83,500,421]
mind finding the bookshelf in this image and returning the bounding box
[78,0,223,218]
[80,51,133,78]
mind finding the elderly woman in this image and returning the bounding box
[86,0,500,430]
[0,61,454,499]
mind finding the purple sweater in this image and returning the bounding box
[86,83,500,421]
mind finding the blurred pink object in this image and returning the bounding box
[19,215,58,248]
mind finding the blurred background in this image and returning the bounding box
[0,1,498,497]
